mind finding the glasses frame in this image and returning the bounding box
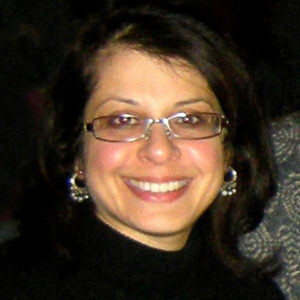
[84,112,229,142]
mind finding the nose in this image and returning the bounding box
[138,123,180,165]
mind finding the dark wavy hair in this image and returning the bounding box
[14,6,276,275]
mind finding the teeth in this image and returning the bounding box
[129,179,187,193]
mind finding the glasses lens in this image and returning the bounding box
[93,115,145,141]
[169,113,221,139]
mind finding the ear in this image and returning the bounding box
[73,156,85,179]
[223,146,234,171]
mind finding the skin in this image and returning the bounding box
[81,48,228,251]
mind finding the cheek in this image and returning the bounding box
[83,139,130,176]
[185,140,225,171]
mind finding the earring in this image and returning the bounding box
[68,171,89,202]
[220,167,237,197]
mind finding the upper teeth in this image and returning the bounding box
[129,179,187,193]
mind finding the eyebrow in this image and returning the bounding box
[175,98,215,108]
[99,97,140,107]
[94,97,216,112]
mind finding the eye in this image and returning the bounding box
[175,113,207,126]
[108,114,140,128]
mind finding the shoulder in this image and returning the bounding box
[0,239,70,299]
[203,261,285,300]
[227,275,285,300]
[191,241,285,300]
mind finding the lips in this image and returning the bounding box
[124,177,190,203]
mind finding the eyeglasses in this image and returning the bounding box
[84,112,229,142]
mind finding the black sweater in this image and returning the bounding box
[0,207,284,299]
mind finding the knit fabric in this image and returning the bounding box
[0,206,284,300]
[240,112,300,300]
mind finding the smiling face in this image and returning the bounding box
[82,48,228,250]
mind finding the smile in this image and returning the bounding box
[127,179,188,193]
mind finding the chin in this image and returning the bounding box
[129,215,194,237]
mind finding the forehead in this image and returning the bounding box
[85,48,221,117]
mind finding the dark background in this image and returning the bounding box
[0,0,299,214]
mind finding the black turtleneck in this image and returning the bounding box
[0,205,284,299]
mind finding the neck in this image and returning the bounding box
[96,213,191,251]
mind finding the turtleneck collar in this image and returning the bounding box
[70,204,209,297]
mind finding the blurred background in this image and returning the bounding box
[0,0,299,215]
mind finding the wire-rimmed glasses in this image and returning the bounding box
[84,112,229,142]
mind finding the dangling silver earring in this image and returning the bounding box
[68,171,89,202]
[220,167,237,197]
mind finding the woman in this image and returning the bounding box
[0,6,284,299]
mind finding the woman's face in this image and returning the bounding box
[83,48,227,250]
